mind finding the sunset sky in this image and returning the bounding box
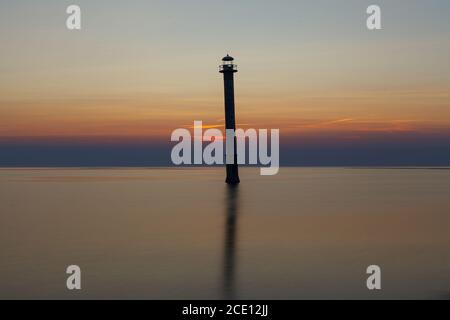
[1,0,450,165]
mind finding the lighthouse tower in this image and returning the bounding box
[219,54,240,184]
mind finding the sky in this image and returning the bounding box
[1,0,450,166]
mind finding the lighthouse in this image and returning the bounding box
[220,54,240,184]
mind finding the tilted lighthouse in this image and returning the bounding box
[219,54,240,184]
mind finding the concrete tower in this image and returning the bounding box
[219,54,240,184]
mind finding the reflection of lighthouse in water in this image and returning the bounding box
[222,184,240,299]
[219,55,240,184]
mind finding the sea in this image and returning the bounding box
[1,167,450,299]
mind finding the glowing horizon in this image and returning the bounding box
[1,0,450,165]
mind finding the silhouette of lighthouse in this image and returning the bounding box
[220,54,240,184]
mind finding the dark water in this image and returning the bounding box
[1,167,450,299]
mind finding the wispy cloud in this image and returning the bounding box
[286,118,449,133]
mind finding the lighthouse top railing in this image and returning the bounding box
[219,64,238,72]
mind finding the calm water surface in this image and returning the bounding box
[1,167,450,299]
